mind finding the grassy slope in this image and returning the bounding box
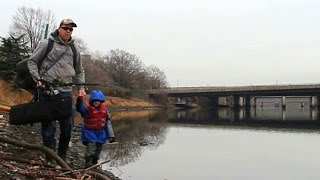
[0,79,158,108]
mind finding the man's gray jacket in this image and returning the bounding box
[27,31,85,92]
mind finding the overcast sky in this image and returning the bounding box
[1,0,320,87]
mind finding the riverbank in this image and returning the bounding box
[0,79,165,179]
[0,110,121,179]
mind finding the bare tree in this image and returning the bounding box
[73,37,90,55]
[10,6,56,50]
[146,65,168,88]
[104,49,144,89]
[91,50,105,60]
[82,55,112,84]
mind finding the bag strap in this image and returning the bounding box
[37,39,54,68]
[39,39,77,76]
[40,46,69,76]
[70,43,77,67]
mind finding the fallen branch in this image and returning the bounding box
[0,153,54,168]
[0,136,72,170]
[60,159,111,180]
[0,104,10,111]
[0,136,111,180]
[86,159,111,171]
[85,171,111,180]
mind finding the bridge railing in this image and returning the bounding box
[149,83,320,94]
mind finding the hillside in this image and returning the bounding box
[0,79,160,109]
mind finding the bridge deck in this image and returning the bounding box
[149,84,320,97]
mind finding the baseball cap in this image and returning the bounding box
[59,19,77,27]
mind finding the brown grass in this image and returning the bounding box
[110,110,159,121]
[0,79,33,106]
[106,96,156,107]
[0,79,158,109]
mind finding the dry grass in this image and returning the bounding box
[0,79,33,106]
[110,110,160,121]
[106,96,157,107]
[0,79,158,110]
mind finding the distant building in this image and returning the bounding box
[81,54,91,61]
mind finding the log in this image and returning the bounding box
[0,136,111,180]
[0,136,72,170]
[0,153,54,168]
[0,104,10,111]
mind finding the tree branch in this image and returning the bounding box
[0,136,71,170]
[0,136,111,180]
[0,104,10,111]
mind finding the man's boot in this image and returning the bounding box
[57,151,67,162]
[43,140,56,165]
[85,155,93,168]
[58,138,69,162]
[92,156,99,165]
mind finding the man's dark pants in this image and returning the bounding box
[39,92,74,161]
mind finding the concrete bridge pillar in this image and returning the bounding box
[317,96,320,107]
[239,97,245,107]
[282,108,286,120]
[311,108,317,120]
[317,108,320,121]
[282,96,286,109]
[244,96,251,120]
[252,97,257,108]
[310,96,317,108]
[229,96,234,108]
[230,95,242,108]
[244,96,251,107]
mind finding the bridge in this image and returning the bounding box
[148,84,320,108]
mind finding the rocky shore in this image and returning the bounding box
[0,110,120,180]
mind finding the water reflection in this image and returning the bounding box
[171,106,320,128]
[101,110,168,167]
[101,104,320,179]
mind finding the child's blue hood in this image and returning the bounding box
[89,90,105,104]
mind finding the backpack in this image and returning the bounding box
[15,39,77,90]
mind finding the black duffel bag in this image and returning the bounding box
[9,96,72,125]
[15,59,37,90]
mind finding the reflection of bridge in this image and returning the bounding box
[149,84,320,108]
[169,108,320,129]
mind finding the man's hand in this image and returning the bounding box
[36,80,44,88]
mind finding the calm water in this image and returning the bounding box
[101,101,320,180]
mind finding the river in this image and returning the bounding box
[101,99,320,180]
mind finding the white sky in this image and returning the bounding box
[1,0,320,87]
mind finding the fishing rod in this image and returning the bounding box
[38,79,118,88]
[39,79,95,86]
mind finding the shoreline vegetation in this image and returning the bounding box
[0,79,165,110]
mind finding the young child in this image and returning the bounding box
[76,89,115,168]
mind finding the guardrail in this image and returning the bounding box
[149,83,320,95]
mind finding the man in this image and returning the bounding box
[27,19,86,163]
